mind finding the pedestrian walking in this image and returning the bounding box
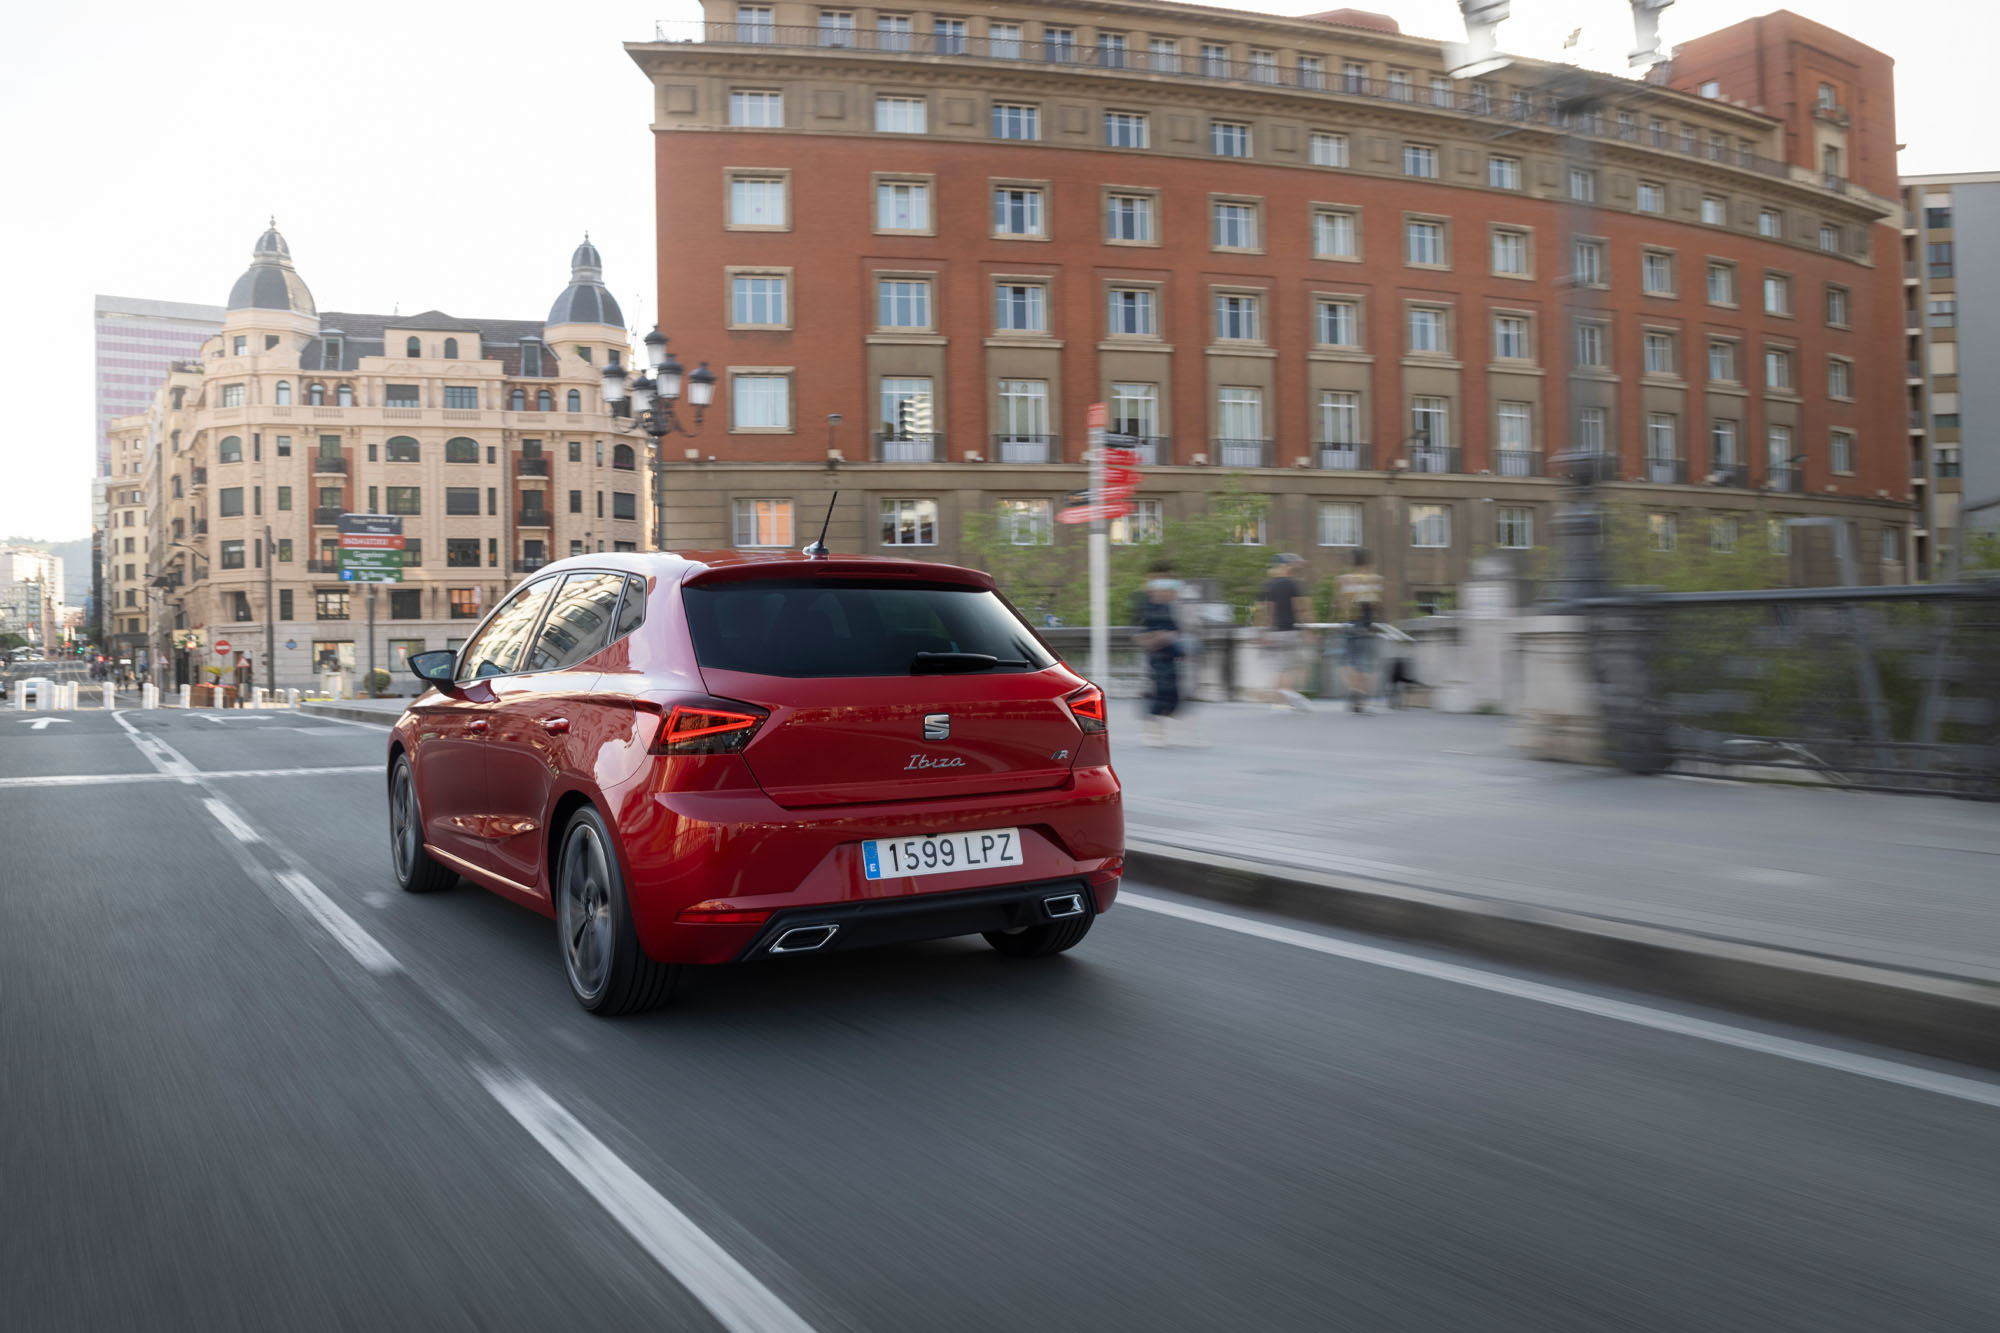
[1337,550,1385,714]
[1134,572,1184,746]
[1254,554,1312,712]
[234,652,254,707]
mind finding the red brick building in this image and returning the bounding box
[628,2,1910,609]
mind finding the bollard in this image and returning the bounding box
[178,683,191,710]
[10,682,20,711]
[286,688,300,708]
[103,682,115,710]
[141,682,159,710]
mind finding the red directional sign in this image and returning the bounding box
[1056,502,1134,525]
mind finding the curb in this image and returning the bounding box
[300,703,401,727]
[1123,838,2000,1071]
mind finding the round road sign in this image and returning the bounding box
[214,639,232,656]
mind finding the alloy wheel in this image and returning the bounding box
[561,824,614,1000]
[390,765,417,880]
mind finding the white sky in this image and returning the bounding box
[1,0,1989,541]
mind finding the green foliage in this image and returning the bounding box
[958,509,1082,624]
[1602,501,1787,592]
[1961,530,2000,574]
[365,669,392,695]
[0,632,25,652]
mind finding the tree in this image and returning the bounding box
[1602,501,1786,592]
[1960,529,2000,575]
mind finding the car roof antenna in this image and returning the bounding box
[803,491,838,559]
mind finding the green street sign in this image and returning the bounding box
[339,548,403,583]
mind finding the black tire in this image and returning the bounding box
[982,904,1095,958]
[555,806,679,1015]
[389,755,457,894]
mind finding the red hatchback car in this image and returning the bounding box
[387,550,1123,1013]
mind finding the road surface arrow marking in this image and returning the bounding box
[18,718,72,730]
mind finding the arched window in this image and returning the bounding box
[337,384,353,407]
[445,437,479,464]
[612,444,635,471]
[537,389,553,411]
[566,389,582,412]
[274,381,291,405]
[386,436,421,463]
[406,336,422,357]
[510,388,526,411]
[443,338,458,359]
[218,436,243,463]
[308,383,325,405]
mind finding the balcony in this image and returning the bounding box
[1317,442,1371,471]
[513,558,547,573]
[517,456,549,477]
[653,22,1825,189]
[1405,445,1460,474]
[189,467,207,487]
[312,456,347,474]
[1556,452,1621,484]
[1645,458,1690,485]
[1711,463,1751,488]
[1214,439,1272,468]
[1494,449,1541,478]
[193,520,208,535]
[306,559,339,573]
[992,434,1058,464]
[313,506,343,524]
[517,509,551,527]
[876,434,940,463]
[1111,437,1168,466]
[1768,466,1807,493]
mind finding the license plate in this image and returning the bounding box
[862,828,1023,881]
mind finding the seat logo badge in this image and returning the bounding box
[922,713,950,741]
[905,753,965,771]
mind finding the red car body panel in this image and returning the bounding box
[388,551,1123,965]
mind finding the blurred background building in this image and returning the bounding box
[626,1,1911,613]
[0,545,65,649]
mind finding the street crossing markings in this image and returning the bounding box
[0,765,377,790]
[481,1069,819,1333]
[1123,891,2000,1111]
[203,798,261,843]
[275,871,401,977]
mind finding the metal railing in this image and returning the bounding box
[1711,463,1751,488]
[1317,441,1371,471]
[193,520,208,535]
[1405,445,1460,474]
[1112,436,1168,466]
[1768,465,1807,493]
[1495,449,1541,478]
[517,509,551,526]
[1645,457,1690,485]
[1214,439,1272,468]
[1558,452,1622,484]
[313,506,342,524]
[513,558,546,572]
[992,434,1058,464]
[877,434,941,463]
[312,456,347,474]
[517,456,550,477]
[651,21,1821,188]
[189,468,207,486]
[306,559,339,573]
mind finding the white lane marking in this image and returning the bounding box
[1122,892,2000,1111]
[17,717,72,730]
[204,798,261,843]
[0,766,376,790]
[206,765,378,779]
[481,1070,818,1333]
[296,711,400,731]
[276,872,401,976]
[111,713,199,784]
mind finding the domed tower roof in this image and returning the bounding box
[227,218,315,316]
[546,233,623,328]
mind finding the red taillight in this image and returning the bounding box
[1067,684,1107,733]
[676,901,773,924]
[652,698,768,755]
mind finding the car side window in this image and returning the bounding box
[614,576,647,639]
[456,579,557,681]
[521,572,626,674]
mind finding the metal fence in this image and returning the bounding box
[1588,582,2000,798]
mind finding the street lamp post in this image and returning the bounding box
[601,328,717,551]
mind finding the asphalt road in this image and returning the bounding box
[4,710,1998,1332]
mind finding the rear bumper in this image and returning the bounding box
[735,876,1103,961]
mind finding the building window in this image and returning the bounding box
[992,102,1040,140]
[1707,262,1736,305]
[1643,331,1675,375]
[1106,192,1155,243]
[510,388,526,411]
[1649,513,1677,552]
[877,277,932,329]
[1496,401,1532,470]
[218,539,245,570]
[729,176,786,227]
[1248,48,1275,83]
[1491,228,1528,275]
[1310,133,1348,167]
[880,498,938,546]
[731,499,793,548]
[816,9,855,47]
[1828,358,1852,398]
[1493,314,1529,360]
[277,485,292,511]
[1496,506,1532,549]
[1638,181,1665,213]
[1575,322,1607,368]
[566,390,581,412]
[444,436,477,464]
[1108,287,1157,337]
[385,486,420,515]
[1104,111,1147,148]
[273,380,292,406]
[611,492,636,521]
[992,186,1046,238]
[1642,251,1675,295]
[728,89,783,127]
[218,435,243,463]
[307,383,324,405]
[881,377,935,450]
[1214,293,1262,342]
[1410,504,1451,549]
[1388,69,1413,101]
[1826,286,1850,327]
[1110,382,1158,440]
[875,179,931,232]
[218,486,244,517]
[1148,37,1179,72]
[1712,420,1740,466]
[1708,340,1738,382]
[1577,406,1606,455]
[986,21,1020,58]
[999,499,1055,546]
[316,590,350,621]
[1929,297,1956,327]
[220,383,244,407]
[731,273,788,326]
[1402,143,1438,178]
[1109,498,1163,546]
[1318,391,1360,447]
[1410,397,1449,458]
[445,487,480,516]
[1045,27,1077,61]
[874,95,926,133]
[732,374,791,429]
[1700,195,1727,226]
[1212,200,1259,250]
[1318,502,1362,548]
[1316,300,1358,347]
[1819,223,1840,252]
[1225,511,1267,547]
[994,282,1048,332]
[1569,168,1595,202]
[569,489,583,514]
[1215,386,1265,452]
[446,587,478,619]
[1406,219,1445,266]
[996,381,1051,453]
[439,385,476,410]
[1572,238,1606,286]
[1313,210,1357,259]
[1763,273,1791,316]
[536,389,553,412]
[444,338,458,358]
[1881,525,1899,564]
[1209,121,1250,157]
[1765,348,1792,390]
[1407,306,1446,354]
[1831,429,1855,475]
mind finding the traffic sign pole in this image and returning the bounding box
[1086,403,1109,686]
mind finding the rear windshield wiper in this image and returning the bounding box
[911,651,1031,674]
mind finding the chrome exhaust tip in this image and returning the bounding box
[768,924,839,954]
[1042,892,1086,919]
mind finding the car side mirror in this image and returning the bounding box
[408,650,458,688]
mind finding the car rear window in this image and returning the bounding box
[683,579,1056,678]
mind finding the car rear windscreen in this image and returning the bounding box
[682,580,1057,678]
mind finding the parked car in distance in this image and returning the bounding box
[385,550,1124,1014]
[17,677,51,704]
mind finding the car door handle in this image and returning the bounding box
[468,719,490,734]
[541,717,570,735]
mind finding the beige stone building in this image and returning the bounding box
[108,224,648,692]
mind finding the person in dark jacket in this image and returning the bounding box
[1135,575,1183,745]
